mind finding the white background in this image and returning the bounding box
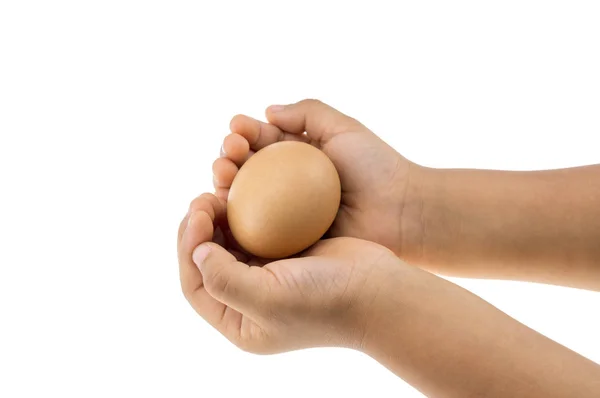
[1,1,599,397]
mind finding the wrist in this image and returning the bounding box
[351,254,418,351]
[398,163,443,265]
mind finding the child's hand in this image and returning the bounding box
[212,99,421,258]
[177,196,600,397]
[178,193,398,354]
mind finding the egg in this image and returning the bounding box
[227,141,341,259]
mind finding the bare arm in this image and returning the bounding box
[401,164,600,290]
[214,100,600,288]
[360,260,600,397]
[181,193,600,398]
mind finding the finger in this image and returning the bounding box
[220,145,255,160]
[193,242,269,317]
[179,211,214,294]
[188,193,226,223]
[221,133,250,167]
[179,200,242,327]
[186,193,248,258]
[179,194,227,293]
[230,114,310,151]
[214,227,248,262]
[215,187,229,201]
[180,193,220,243]
[212,157,238,189]
[265,99,367,144]
[177,213,190,251]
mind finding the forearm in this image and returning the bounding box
[402,164,600,290]
[360,264,600,398]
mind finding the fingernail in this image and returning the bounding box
[220,144,226,156]
[268,105,285,113]
[193,244,212,270]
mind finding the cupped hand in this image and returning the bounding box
[177,192,398,354]
[212,99,421,258]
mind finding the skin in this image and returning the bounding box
[214,100,408,253]
[178,194,387,353]
[214,99,600,290]
[178,193,600,397]
[403,166,600,290]
[177,99,600,396]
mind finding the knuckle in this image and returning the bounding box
[199,192,215,202]
[203,264,227,296]
[300,98,322,107]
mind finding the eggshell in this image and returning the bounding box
[227,141,341,259]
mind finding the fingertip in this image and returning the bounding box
[186,209,202,230]
[264,102,297,132]
[222,133,250,166]
[184,211,214,247]
[230,114,261,146]
[212,157,239,188]
[188,193,219,220]
[265,105,284,124]
[229,114,247,134]
[266,99,365,142]
[192,243,212,271]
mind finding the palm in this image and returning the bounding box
[229,237,381,352]
[206,230,351,327]
[202,234,371,352]
[220,232,355,297]
[264,239,356,296]
[179,194,393,352]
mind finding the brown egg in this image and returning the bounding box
[227,141,341,259]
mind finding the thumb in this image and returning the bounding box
[265,99,367,144]
[193,242,264,315]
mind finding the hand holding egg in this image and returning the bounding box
[213,99,411,260]
[178,192,398,354]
